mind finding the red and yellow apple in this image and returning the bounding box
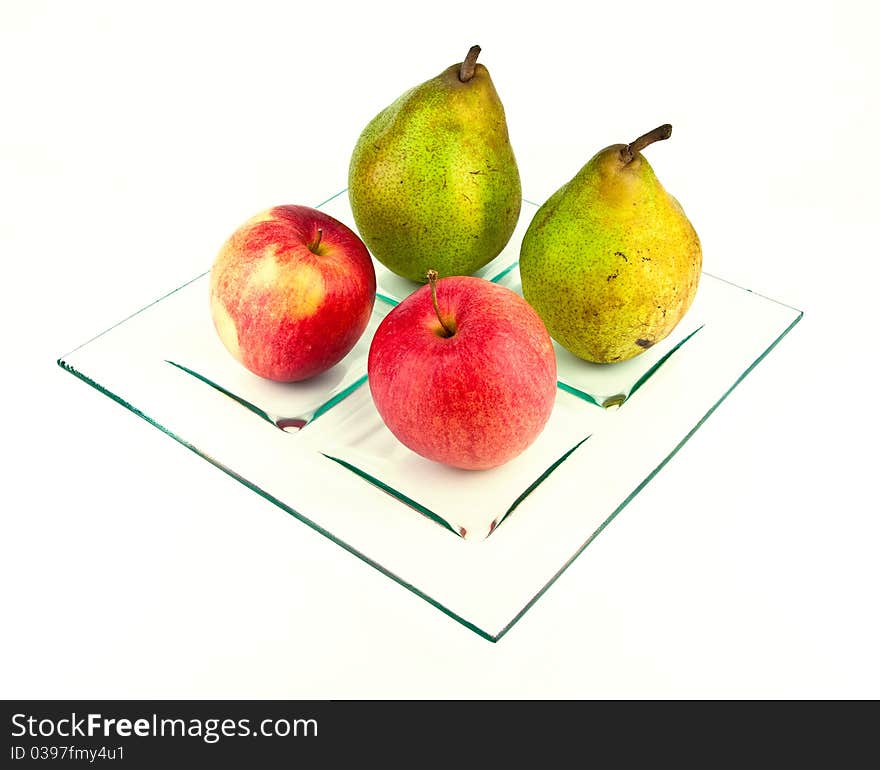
[210,205,376,381]
[368,273,557,470]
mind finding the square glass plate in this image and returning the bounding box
[58,191,803,641]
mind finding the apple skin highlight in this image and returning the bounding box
[368,276,557,470]
[210,205,376,382]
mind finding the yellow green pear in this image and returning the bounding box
[349,46,521,282]
[520,124,702,363]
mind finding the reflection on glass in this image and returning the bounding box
[57,191,803,641]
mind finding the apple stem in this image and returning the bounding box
[459,45,481,82]
[426,269,455,337]
[620,124,672,164]
[308,228,323,254]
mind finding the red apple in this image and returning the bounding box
[368,273,557,470]
[210,205,376,381]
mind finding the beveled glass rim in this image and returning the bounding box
[56,189,805,642]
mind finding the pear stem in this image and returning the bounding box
[308,228,323,254]
[426,270,455,337]
[620,124,672,164]
[459,45,481,82]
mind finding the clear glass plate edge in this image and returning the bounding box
[56,357,499,642]
[56,307,802,642]
[490,308,803,641]
[55,189,806,642]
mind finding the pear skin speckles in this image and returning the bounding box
[520,146,701,363]
[349,59,521,282]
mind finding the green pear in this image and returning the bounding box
[519,124,701,363]
[349,46,521,283]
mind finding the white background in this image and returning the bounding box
[2,0,878,697]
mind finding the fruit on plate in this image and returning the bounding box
[349,45,522,282]
[368,271,556,470]
[519,124,702,363]
[209,205,376,381]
